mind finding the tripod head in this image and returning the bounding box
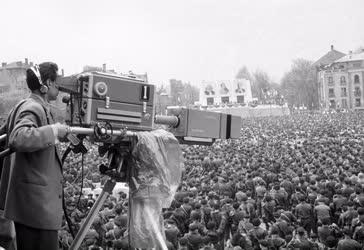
[97,141,133,183]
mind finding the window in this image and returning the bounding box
[340,76,346,84]
[237,95,245,103]
[354,87,361,97]
[329,100,336,109]
[328,76,333,85]
[341,87,347,97]
[328,88,335,98]
[207,97,214,105]
[221,96,229,104]
[341,99,348,108]
[353,62,361,68]
[354,74,360,84]
[355,98,361,107]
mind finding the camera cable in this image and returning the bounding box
[75,153,85,209]
[62,150,76,239]
[61,136,88,239]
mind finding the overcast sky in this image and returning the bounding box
[1,0,363,86]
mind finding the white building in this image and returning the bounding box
[199,79,253,106]
[315,46,364,110]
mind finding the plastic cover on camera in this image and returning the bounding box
[128,129,183,249]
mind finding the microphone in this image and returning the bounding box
[62,95,70,104]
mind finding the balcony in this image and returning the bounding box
[354,91,361,97]
[353,63,362,68]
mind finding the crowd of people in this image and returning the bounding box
[59,111,364,250]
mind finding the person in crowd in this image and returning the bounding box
[294,195,314,234]
[185,224,204,250]
[337,227,362,250]
[314,198,331,225]
[248,218,267,250]
[286,227,316,249]
[230,222,253,249]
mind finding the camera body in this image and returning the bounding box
[59,72,155,131]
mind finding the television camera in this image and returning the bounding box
[56,71,241,144]
[0,71,242,249]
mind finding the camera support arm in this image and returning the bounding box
[69,126,136,138]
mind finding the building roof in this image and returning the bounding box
[1,61,29,70]
[334,52,364,63]
[313,46,346,67]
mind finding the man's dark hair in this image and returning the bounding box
[206,221,215,230]
[252,218,261,226]
[26,62,58,91]
[342,227,351,236]
[233,202,240,209]
[358,207,364,215]
[321,217,330,225]
[179,237,188,246]
[325,235,338,248]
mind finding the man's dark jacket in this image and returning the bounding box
[0,94,63,230]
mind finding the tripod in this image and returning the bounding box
[69,142,132,250]
[63,125,136,250]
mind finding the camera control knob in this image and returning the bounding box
[94,81,108,96]
[99,164,108,174]
[100,127,107,135]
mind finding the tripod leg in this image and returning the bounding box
[0,134,6,143]
[0,148,12,158]
[69,179,116,250]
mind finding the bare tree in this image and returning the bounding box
[354,46,364,53]
[236,66,251,80]
[169,80,199,107]
[252,69,272,101]
[280,59,317,109]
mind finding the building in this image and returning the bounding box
[83,64,148,82]
[315,46,364,110]
[0,83,10,94]
[0,59,32,95]
[0,59,32,116]
[199,79,253,106]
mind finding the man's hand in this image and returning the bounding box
[51,123,70,142]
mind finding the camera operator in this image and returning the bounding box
[0,62,69,250]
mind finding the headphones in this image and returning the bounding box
[29,64,48,94]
